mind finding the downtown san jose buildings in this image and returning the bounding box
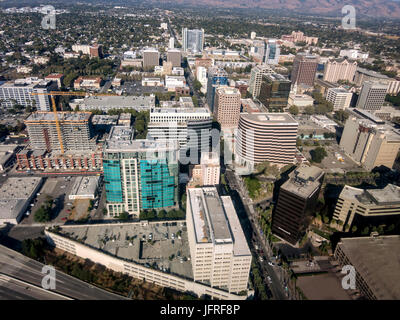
[213,86,241,129]
[263,39,280,65]
[69,95,155,112]
[0,77,57,111]
[24,112,96,152]
[103,126,179,218]
[73,77,103,90]
[0,177,43,225]
[235,113,299,168]
[147,107,213,162]
[290,53,319,87]
[326,87,353,110]
[340,109,400,171]
[186,187,251,293]
[188,151,220,187]
[142,47,160,69]
[182,28,204,53]
[356,81,388,111]
[281,31,318,45]
[206,67,229,112]
[334,235,400,300]
[333,184,400,231]
[247,64,275,98]
[257,73,291,110]
[271,165,324,245]
[167,49,182,67]
[354,67,400,95]
[322,58,357,84]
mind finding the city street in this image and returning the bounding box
[225,169,288,300]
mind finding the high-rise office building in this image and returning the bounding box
[206,67,228,112]
[143,48,160,69]
[103,126,179,217]
[248,64,274,98]
[340,109,400,171]
[0,77,56,111]
[263,39,280,65]
[290,53,318,86]
[24,112,95,152]
[235,113,298,168]
[196,66,208,94]
[326,88,353,110]
[258,73,291,110]
[186,187,251,293]
[272,165,324,245]
[147,107,212,163]
[167,49,182,67]
[356,81,388,111]
[214,86,241,129]
[323,58,357,83]
[182,28,204,53]
[169,37,175,49]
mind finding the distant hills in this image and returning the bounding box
[152,0,400,18]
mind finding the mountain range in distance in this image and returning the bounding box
[150,0,400,19]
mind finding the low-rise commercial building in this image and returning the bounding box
[69,176,100,200]
[70,95,155,112]
[333,184,400,230]
[0,177,43,224]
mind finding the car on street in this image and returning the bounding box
[259,256,264,262]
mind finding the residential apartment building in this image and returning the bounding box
[206,67,228,112]
[189,151,220,187]
[214,87,241,129]
[235,113,298,168]
[248,64,274,98]
[196,66,208,94]
[72,44,103,58]
[272,165,324,245]
[182,28,204,53]
[340,109,400,170]
[186,187,251,293]
[323,59,357,83]
[356,81,388,111]
[290,53,318,87]
[326,88,353,110]
[24,112,95,152]
[258,73,291,110]
[0,77,55,111]
[103,126,179,217]
[333,184,400,231]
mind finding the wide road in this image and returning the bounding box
[0,273,70,300]
[225,169,288,300]
[0,244,127,300]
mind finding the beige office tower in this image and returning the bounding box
[356,81,388,111]
[24,112,95,152]
[248,64,274,98]
[167,49,181,67]
[214,87,241,129]
[143,48,159,69]
[323,59,357,83]
[333,184,400,231]
[340,109,400,170]
[191,152,220,186]
[186,187,251,293]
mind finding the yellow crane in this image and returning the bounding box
[31,91,118,154]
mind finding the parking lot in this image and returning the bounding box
[119,81,167,95]
[20,176,82,224]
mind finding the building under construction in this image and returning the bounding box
[24,112,96,152]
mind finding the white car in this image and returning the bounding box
[267,276,272,283]
[268,262,274,266]
[259,256,264,262]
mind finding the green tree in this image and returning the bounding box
[310,147,327,163]
[288,105,299,116]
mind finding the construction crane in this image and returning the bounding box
[31,91,118,155]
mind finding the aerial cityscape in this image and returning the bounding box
[0,0,400,304]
